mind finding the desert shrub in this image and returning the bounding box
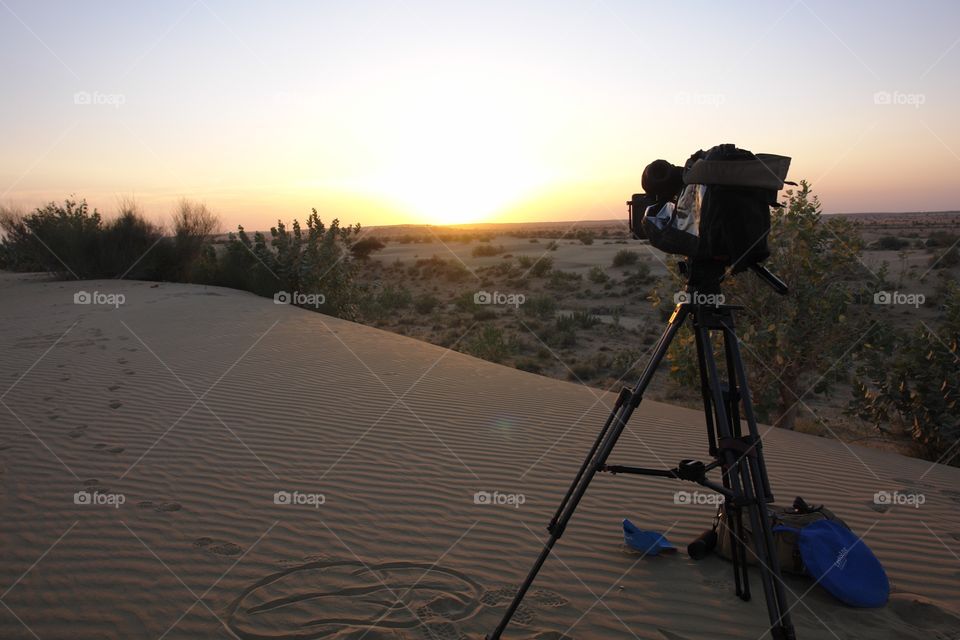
[612,249,639,267]
[99,203,166,279]
[546,240,559,251]
[575,230,595,245]
[377,285,412,311]
[588,266,608,284]
[524,295,557,319]
[413,293,439,315]
[0,198,172,279]
[547,269,582,292]
[852,282,960,464]
[875,235,908,250]
[350,237,386,260]
[612,349,641,376]
[0,199,103,277]
[222,211,360,317]
[622,263,653,287]
[528,256,553,277]
[472,243,504,257]
[453,290,477,312]
[414,256,470,282]
[464,326,515,362]
[217,226,278,296]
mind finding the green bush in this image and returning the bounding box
[576,230,595,245]
[528,256,553,277]
[464,325,514,362]
[413,293,439,315]
[524,295,557,319]
[852,282,960,464]
[876,235,908,250]
[471,243,504,257]
[588,265,608,284]
[612,249,639,267]
[0,198,172,279]
[350,237,386,260]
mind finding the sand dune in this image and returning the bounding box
[1,274,959,640]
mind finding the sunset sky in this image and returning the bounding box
[2,0,959,230]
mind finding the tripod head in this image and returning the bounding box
[681,259,789,297]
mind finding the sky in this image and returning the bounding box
[1,0,959,230]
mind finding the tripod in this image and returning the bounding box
[488,261,797,640]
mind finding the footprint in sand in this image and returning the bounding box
[195,537,244,557]
[107,384,121,391]
[109,401,122,410]
[92,443,125,454]
[137,500,182,513]
[867,500,891,513]
[67,426,87,439]
[117,357,128,365]
[123,369,136,376]
[228,560,490,640]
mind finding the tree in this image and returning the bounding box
[665,181,866,429]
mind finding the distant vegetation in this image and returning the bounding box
[0,197,363,318]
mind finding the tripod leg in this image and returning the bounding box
[487,305,690,640]
[694,322,751,601]
[722,324,795,639]
[693,328,718,456]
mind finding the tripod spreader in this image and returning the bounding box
[599,461,738,503]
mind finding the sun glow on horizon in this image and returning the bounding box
[320,59,570,226]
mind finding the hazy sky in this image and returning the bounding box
[2,0,958,229]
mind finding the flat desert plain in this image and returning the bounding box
[1,274,959,639]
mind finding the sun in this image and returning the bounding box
[346,75,555,226]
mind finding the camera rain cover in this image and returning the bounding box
[640,184,704,258]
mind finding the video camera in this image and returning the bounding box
[628,144,792,275]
